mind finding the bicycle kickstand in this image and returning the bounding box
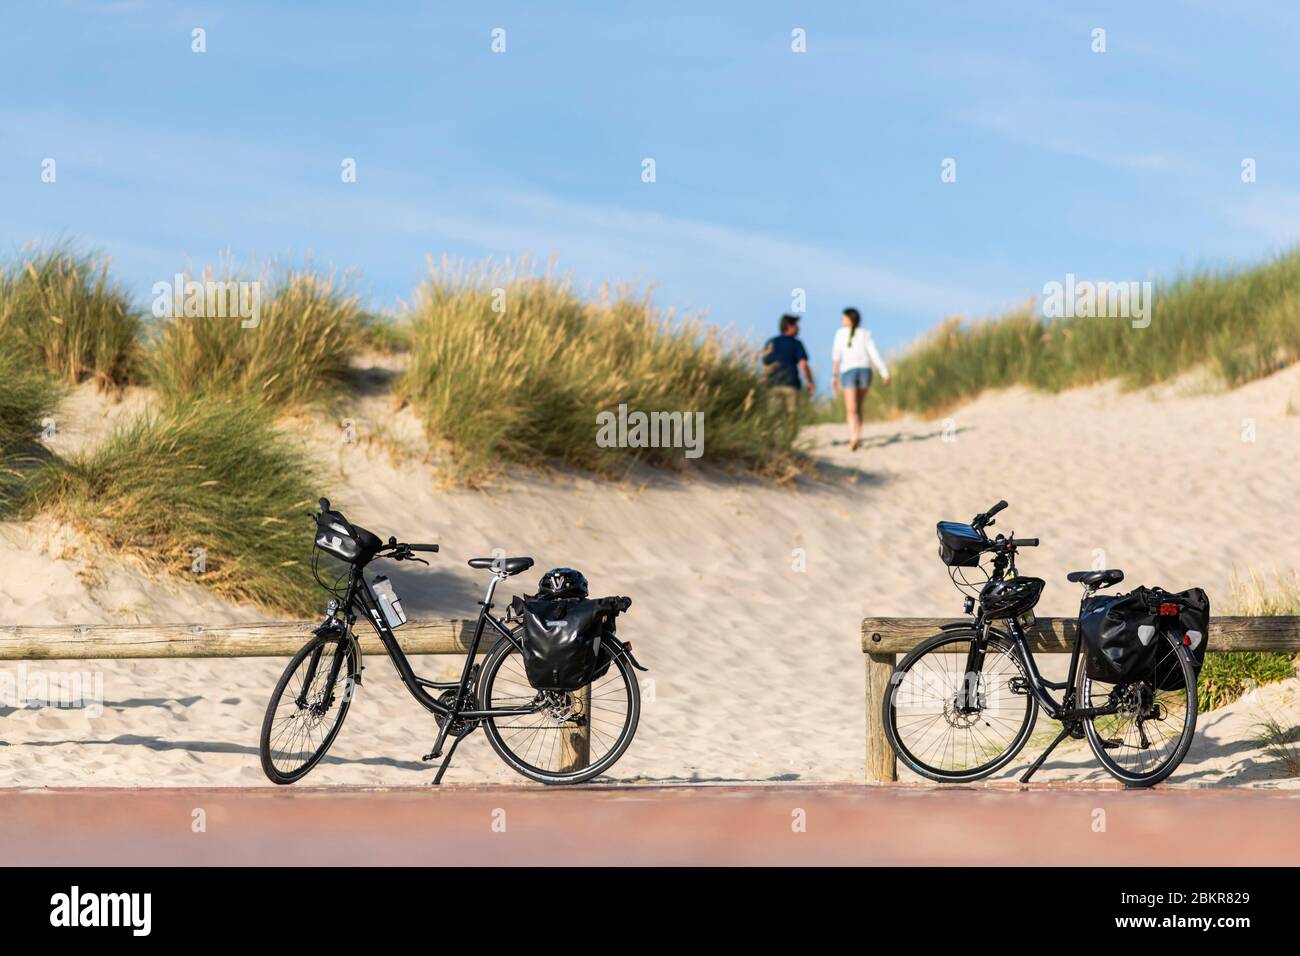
[431,732,467,786]
[1019,722,1076,784]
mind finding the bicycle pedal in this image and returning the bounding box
[1100,737,1123,750]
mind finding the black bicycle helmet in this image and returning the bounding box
[537,567,589,599]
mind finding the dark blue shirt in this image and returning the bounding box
[762,335,808,388]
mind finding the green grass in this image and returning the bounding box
[0,344,62,514]
[147,268,366,409]
[356,312,413,353]
[1197,570,1300,712]
[399,263,800,483]
[23,400,320,614]
[853,250,1300,421]
[0,246,141,387]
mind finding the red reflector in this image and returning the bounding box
[1159,602,1180,616]
[1183,634,1192,646]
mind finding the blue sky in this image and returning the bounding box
[3,1,1299,383]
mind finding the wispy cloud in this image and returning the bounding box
[958,97,1178,172]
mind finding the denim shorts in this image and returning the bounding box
[840,367,873,390]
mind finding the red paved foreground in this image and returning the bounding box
[1,784,1297,866]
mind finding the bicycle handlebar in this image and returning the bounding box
[972,499,1008,530]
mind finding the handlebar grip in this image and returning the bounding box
[1010,537,1039,547]
[987,500,1008,518]
[407,543,439,552]
[319,497,331,514]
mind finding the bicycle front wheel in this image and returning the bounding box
[1080,631,1197,787]
[478,638,640,785]
[884,629,1038,782]
[259,631,357,784]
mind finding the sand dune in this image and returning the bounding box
[2,364,1298,787]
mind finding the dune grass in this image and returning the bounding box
[0,344,62,514]
[0,247,141,387]
[1253,713,1300,777]
[356,312,413,353]
[1196,571,1300,712]
[399,263,799,483]
[147,268,367,409]
[853,250,1300,421]
[24,400,320,614]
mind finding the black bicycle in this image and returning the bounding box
[259,498,645,785]
[883,500,1198,787]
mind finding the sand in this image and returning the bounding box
[1,363,1298,788]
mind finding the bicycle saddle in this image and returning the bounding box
[468,556,535,575]
[1066,568,1124,588]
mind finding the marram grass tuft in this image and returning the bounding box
[147,267,367,409]
[853,250,1300,422]
[399,261,800,484]
[0,246,141,387]
[24,399,321,615]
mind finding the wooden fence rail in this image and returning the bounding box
[0,620,476,660]
[861,615,1300,783]
[0,619,594,773]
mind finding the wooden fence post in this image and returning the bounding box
[558,683,592,772]
[864,652,897,783]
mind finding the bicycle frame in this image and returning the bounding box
[979,615,1121,722]
[961,544,1121,724]
[325,563,539,723]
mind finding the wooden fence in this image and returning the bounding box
[861,615,1300,783]
[0,620,476,660]
[0,619,593,773]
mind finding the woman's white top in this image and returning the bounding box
[832,326,889,377]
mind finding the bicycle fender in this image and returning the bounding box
[612,639,649,672]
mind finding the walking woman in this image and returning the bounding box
[831,307,890,451]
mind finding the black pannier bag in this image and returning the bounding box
[1081,585,1210,687]
[1080,586,1160,684]
[936,521,986,567]
[1155,587,1209,690]
[513,594,630,691]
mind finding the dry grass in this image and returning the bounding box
[850,250,1300,421]
[399,260,800,484]
[1253,712,1300,778]
[147,267,367,409]
[0,246,140,387]
[1196,570,1300,712]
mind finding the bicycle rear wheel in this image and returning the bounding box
[884,629,1038,782]
[1080,631,1197,787]
[478,638,640,784]
[260,631,357,784]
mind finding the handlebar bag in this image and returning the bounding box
[515,596,624,691]
[936,521,985,567]
[1080,587,1160,684]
